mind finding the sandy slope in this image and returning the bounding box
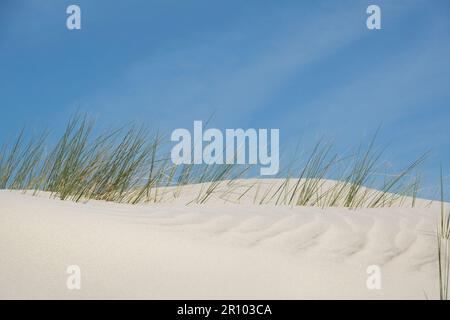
[0,189,443,299]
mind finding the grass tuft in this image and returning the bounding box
[438,166,450,300]
[0,115,430,208]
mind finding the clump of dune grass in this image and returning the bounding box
[0,115,163,203]
[0,129,48,191]
[0,114,429,208]
[289,140,338,206]
[255,134,426,209]
[437,167,449,300]
[336,133,383,208]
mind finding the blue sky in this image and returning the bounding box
[1,0,450,198]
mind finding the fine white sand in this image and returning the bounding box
[0,186,444,299]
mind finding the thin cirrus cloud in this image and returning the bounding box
[279,13,450,148]
[87,2,368,128]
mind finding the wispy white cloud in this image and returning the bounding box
[86,2,368,128]
[277,3,450,150]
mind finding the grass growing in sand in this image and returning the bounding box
[0,115,428,208]
[437,167,450,300]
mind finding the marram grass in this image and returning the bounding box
[438,167,450,300]
[0,115,428,208]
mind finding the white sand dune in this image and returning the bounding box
[0,186,444,299]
